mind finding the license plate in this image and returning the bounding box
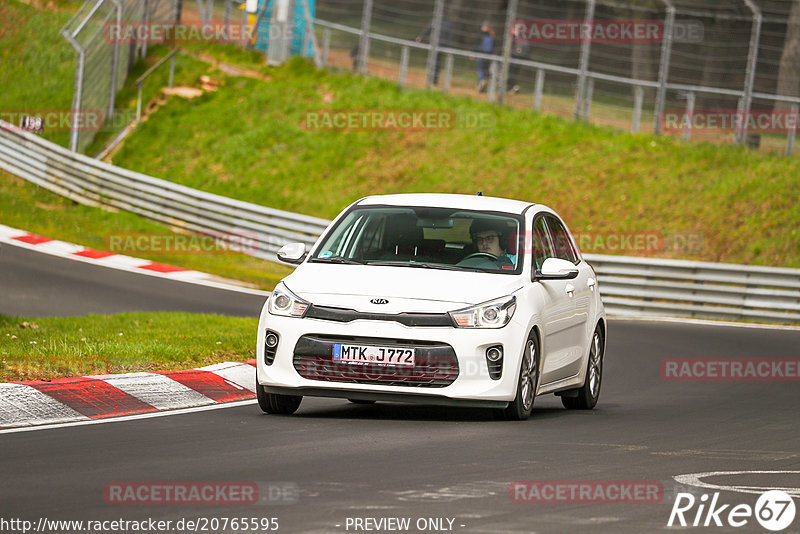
[332,343,415,367]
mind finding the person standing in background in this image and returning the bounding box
[416,14,454,86]
[476,22,495,93]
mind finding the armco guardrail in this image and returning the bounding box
[583,254,800,324]
[0,121,329,258]
[1,120,799,324]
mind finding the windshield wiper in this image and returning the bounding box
[365,261,480,272]
[310,257,364,265]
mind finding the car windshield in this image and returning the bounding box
[310,206,524,274]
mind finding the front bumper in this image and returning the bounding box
[256,309,528,404]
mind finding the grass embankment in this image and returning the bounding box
[0,313,257,381]
[110,52,800,267]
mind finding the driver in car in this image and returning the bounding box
[469,219,516,267]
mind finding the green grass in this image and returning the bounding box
[107,55,800,267]
[0,170,294,289]
[0,313,257,381]
[0,0,78,147]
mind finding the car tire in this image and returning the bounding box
[347,399,376,404]
[497,331,539,421]
[256,377,302,415]
[562,326,603,410]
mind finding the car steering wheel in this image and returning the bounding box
[461,252,499,261]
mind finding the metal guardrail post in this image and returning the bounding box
[654,0,675,135]
[574,0,596,119]
[533,69,544,111]
[322,28,330,66]
[425,0,444,88]
[632,85,643,133]
[683,91,695,141]
[737,0,762,145]
[497,0,519,105]
[398,46,409,87]
[786,104,798,156]
[443,54,453,93]
[358,0,373,75]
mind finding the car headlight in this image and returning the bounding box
[268,282,311,318]
[449,295,517,328]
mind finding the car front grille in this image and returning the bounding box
[292,335,459,388]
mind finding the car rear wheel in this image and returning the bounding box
[562,326,603,410]
[497,331,539,421]
[256,378,302,415]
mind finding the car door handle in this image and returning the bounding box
[565,284,575,296]
[588,278,596,291]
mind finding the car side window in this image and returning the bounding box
[531,216,554,271]
[544,215,578,264]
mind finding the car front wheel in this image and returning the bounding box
[498,331,539,421]
[562,326,603,410]
[256,378,302,415]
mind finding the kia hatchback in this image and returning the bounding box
[256,193,606,420]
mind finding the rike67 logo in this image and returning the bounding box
[668,490,796,531]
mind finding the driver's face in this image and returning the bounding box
[474,231,503,256]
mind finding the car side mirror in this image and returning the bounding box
[535,257,579,281]
[277,242,307,264]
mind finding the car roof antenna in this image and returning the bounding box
[476,191,482,196]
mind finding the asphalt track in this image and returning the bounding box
[1,243,799,533]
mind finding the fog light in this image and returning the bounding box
[264,330,280,365]
[265,333,279,348]
[485,345,503,380]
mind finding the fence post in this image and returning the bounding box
[358,0,373,75]
[224,0,231,35]
[425,0,444,87]
[169,52,176,88]
[108,0,122,119]
[583,77,594,120]
[737,0,762,145]
[398,45,409,87]
[654,0,675,134]
[67,44,85,152]
[574,0,596,119]
[322,28,330,66]
[683,91,695,141]
[786,104,798,156]
[136,82,143,122]
[533,69,544,111]
[443,54,453,92]
[632,85,643,133]
[299,0,322,67]
[488,60,498,101]
[142,0,150,58]
[497,0,519,105]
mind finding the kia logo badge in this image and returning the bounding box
[370,298,389,305]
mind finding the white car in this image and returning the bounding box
[256,193,606,420]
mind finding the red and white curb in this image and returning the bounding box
[0,224,267,295]
[0,361,257,429]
